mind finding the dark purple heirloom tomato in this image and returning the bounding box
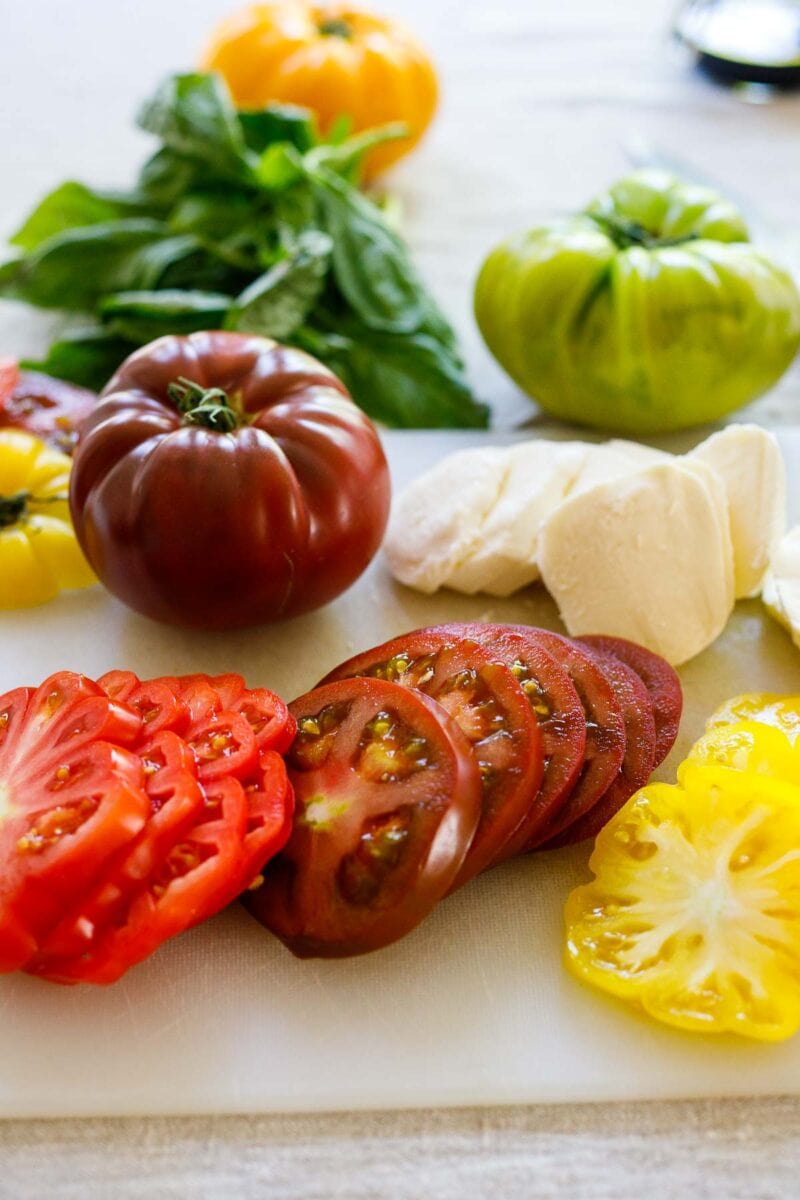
[69,332,391,629]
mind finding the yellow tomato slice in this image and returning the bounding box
[565,763,800,1041]
[706,693,800,745]
[682,720,800,785]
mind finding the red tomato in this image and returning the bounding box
[576,635,683,767]
[418,622,587,863]
[0,358,19,404]
[245,677,482,957]
[0,673,149,970]
[0,368,96,454]
[69,332,391,629]
[544,652,656,847]
[321,632,543,889]
[519,630,626,846]
[28,747,292,985]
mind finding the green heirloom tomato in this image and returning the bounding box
[475,170,800,434]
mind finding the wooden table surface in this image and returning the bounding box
[2,0,800,1195]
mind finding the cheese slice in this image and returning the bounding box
[690,424,786,599]
[566,439,672,496]
[763,527,800,649]
[384,447,508,594]
[538,460,735,665]
[446,440,588,596]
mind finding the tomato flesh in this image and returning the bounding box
[0,675,150,970]
[576,635,682,767]
[245,677,482,957]
[545,652,656,846]
[420,623,587,864]
[516,629,625,846]
[321,632,543,889]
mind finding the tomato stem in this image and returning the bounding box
[587,212,700,251]
[0,491,29,528]
[167,377,239,433]
[0,491,69,528]
[318,17,353,38]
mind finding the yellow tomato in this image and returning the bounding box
[682,719,800,786]
[201,3,439,177]
[705,693,800,745]
[0,430,95,608]
[565,763,800,1041]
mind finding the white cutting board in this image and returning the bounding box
[2,428,800,1119]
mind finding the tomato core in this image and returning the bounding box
[0,491,29,529]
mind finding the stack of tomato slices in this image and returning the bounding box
[0,669,295,984]
[247,622,682,959]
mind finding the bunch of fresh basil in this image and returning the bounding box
[0,73,488,429]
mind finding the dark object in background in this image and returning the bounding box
[675,0,800,86]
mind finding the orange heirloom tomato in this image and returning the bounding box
[201,3,439,177]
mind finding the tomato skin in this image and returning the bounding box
[321,631,543,889]
[69,332,391,629]
[247,678,482,958]
[0,369,96,455]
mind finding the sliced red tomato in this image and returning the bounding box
[245,677,482,957]
[419,623,587,863]
[576,635,683,767]
[516,629,625,846]
[152,674,295,755]
[545,652,656,847]
[321,632,543,889]
[0,673,150,970]
[0,358,19,404]
[29,751,293,985]
[0,369,96,454]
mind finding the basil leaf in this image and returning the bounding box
[22,327,132,391]
[100,289,232,343]
[228,231,332,340]
[0,220,172,310]
[238,105,317,154]
[137,73,257,185]
[312,168,426,334]
[9,182,139,252]
[295,321,489,429]
[136,150,199,209]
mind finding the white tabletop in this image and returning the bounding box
[2,0,800,1194]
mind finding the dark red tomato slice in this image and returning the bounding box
[544,652,656,848]
[576,635,683,767]
[0,369,96,454]
[513,629,626,847]
[419,623,586,863]
[245,677,482,958]
[321,633,543,889]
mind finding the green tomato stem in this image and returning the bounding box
[167,377,240,433]
[318,17,353,38]
[0,491,68,528]
[587,212,699,251]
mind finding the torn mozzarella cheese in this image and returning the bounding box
[763,527,800,649]
[538,461,736,665]
[383,446,508,594]
[690,424,786,599]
